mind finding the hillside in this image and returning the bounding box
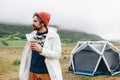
[0,23,32,35]
[58,29,103,44]
[0,23,103,43]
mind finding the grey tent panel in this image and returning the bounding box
[73,46,100,72]
[104,49,120,71]
[89,43,104,53]
[104,44,112,51]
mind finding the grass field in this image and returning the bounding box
[0,40,120,80]
[6,40,26,47]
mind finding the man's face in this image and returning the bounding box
[32,16,41,30]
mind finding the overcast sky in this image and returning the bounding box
[0,0,120,40]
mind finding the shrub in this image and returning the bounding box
[64,50,67,52]
[1,40,9,46]
[12,59,20,66]
[82,77,90,80]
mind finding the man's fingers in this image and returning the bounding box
[31,47,36,50]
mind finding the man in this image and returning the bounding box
[19,12,63,80]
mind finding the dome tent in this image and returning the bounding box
[69,41,120,76]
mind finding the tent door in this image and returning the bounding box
[95,58,111,75]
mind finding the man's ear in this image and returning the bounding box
[41,23,44,26]
[41,23,45,27]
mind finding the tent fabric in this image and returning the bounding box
[69,41,120,76]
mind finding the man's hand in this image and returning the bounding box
[29,41,42,53]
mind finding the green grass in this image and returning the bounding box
[2,40,26,47]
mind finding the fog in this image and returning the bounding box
[0,0,120,40]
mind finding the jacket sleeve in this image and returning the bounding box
[41,34,61,59]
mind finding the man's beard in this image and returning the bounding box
[32,24,40,31]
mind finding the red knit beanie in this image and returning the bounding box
[36,12,50,27]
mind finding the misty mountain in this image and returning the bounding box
[0,23,32,35]
[58,29,103,43]
[0,23,103,43]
